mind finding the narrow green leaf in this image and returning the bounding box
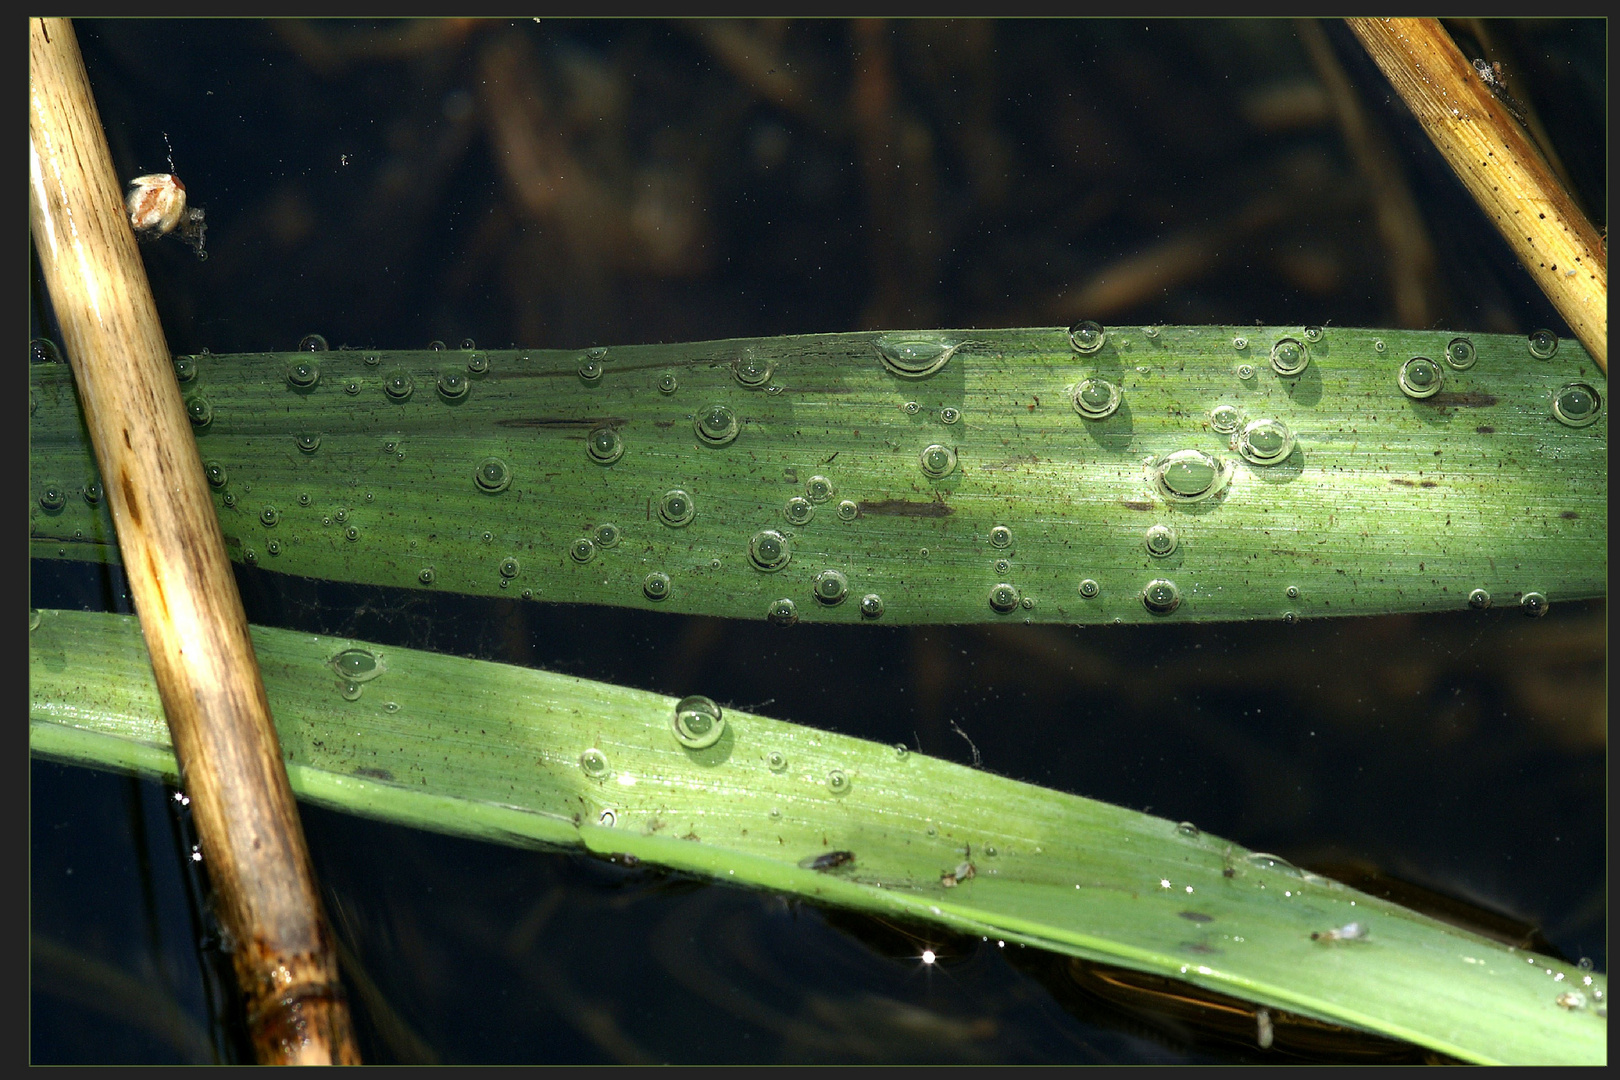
[29,608,1607,1064]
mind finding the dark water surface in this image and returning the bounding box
[31,17,1604,1063]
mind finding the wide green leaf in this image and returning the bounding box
[29,326,1605,625]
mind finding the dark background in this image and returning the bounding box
[31,18,1605,1063]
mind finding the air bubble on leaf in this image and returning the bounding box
[784,497,814,525]
[989,583,1021,613]
[586,426,625,465]
[330,648,384,683]
[1153,449,1230,503]
[38,485,67,513]
[1235,418,1295,465]
[767,598,799,625]
[474,457,512,494]
[812,569,849,606]
[1397,357,1443,399]
[1244,851,1304,877]
[578,357,603,383]
[658,372,679,394]
[748,530,791,572]
[919,443,957,480]
[297,334,329,352]
[1444,337,1477,370]
[384,371,414,401]
[1209,405,1242,434]
[988,525,1012,549]
[1269,337,1308,377]
[1521,592,1548,618]
[805,476,834,503]
[826,769,851,794]
[1071,378,1121,420]
[643,571,671,601]
[437,371,470,401]
[1142,578,1181,615]
[499,557,520,579]
[287,360,320,389]
[672,695,725,750]
[1527,329,1559,359]
[1468,588,1491,609]
[296,433,321,454]
[658,489,696,527]
[859,593,884,619]
[732,354,774,387]
[467,352,489,374]
[580,748,610,778]
[185,396,213,427]
[570,538,596,563]
[1078,579,1099,598]
[837,500,859,522]
[593,523,621,548]
[339,681,363,702]
[694,404,740,447]
[767,751,788,773]
[1552,383,1601,427]
[874,334,960,378]
[1144,524,1178,557]
[1068,320,1105,354]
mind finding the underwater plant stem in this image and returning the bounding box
[1346,17,1606,374]
[28,18,358,1065]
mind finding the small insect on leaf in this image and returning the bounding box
[798,850,855,872]
[941,844,976,887]
[1311,920,1369,944]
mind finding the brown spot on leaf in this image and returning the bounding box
[1419,391,1498,408]
[857,499,952,518]
[495,416,629,429]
